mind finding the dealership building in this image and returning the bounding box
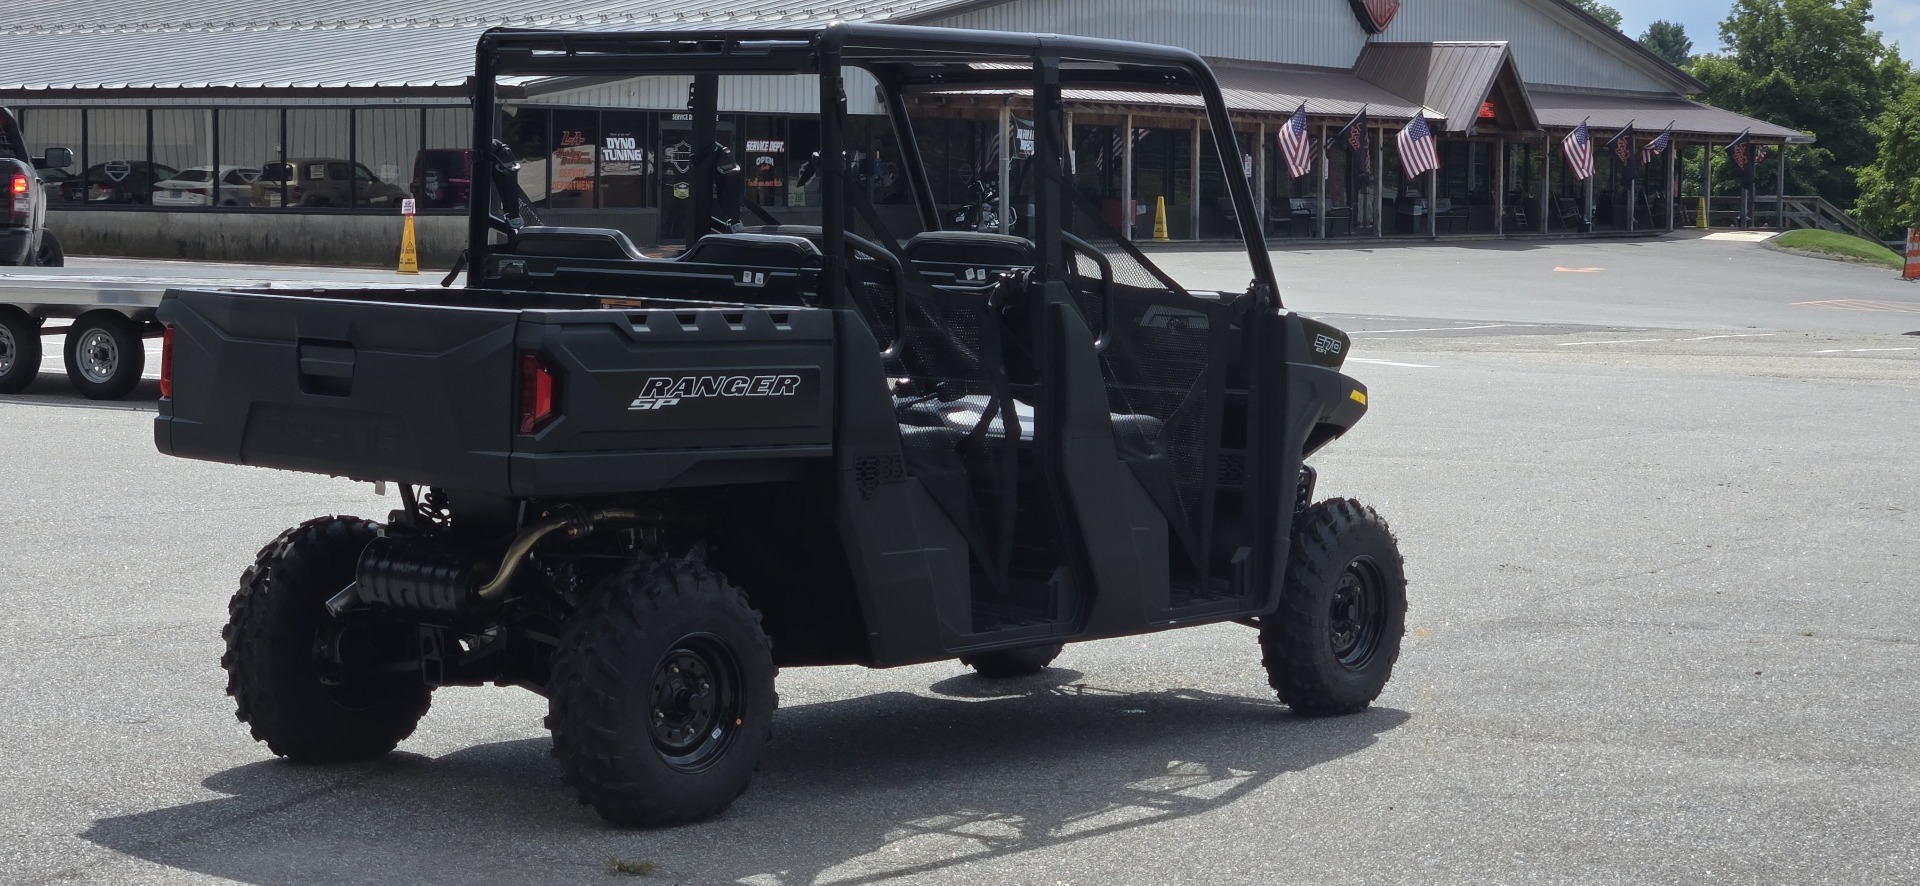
[0,0,1807,265]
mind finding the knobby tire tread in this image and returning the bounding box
[1261,498,1407,716]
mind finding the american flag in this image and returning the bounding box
[1563,118,1594,181]
[1396,112,1439,178]
[1641,124,1673,163]
[1103,127,1149,171]
[1278,103,1314,179]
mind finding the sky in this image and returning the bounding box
[1605,0,1920,61]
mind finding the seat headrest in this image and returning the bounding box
[681,232,824,267]
[513,226,644,261]
[903,231,1034,266]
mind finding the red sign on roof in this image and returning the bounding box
[1348,0,1401,33]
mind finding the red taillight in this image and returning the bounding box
[159,327,173,399]
[8,174,26,195]
[517,351,558,434]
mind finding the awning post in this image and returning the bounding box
[1254,120,1268,241]
[1122,114,1135,240]
[1495,137,1506,237]
[1703,143,1713,230]
[1318,123,1328,239]
[1776,144,1787,229]
[1541,132,1552,234]
[997,104,1012,235]
[1190,119,1203,240]
[1428,168,1438,238]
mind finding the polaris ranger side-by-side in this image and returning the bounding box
[155,24,1407,827]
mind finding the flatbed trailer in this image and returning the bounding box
[0,268,407,399]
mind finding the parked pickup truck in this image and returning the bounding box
[154,24,1406,828]
[0,107,68,268]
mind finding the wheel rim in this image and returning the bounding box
[76,328,119,383]
[0,325,14,375]
[1328,556,1388,670]
[647,634,744,773]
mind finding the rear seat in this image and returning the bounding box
[512,226,646,261]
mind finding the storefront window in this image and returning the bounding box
[150,110,217,207]
[501,105,551,206]
[20,109,82,197]
[356,108,424,208]
[549,110,599,210]
[420,108,469,210]
[80,110,151,205]
[741,115,787,212]
[220,109,281,208]
[599,111,653,209]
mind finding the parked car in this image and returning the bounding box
[60,161,177,204]
[152,165,261,207]
[252,157,406,207]
[411,148,471,208]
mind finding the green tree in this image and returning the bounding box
[1855,80,1920,231]
[1567,0,1623,30]
[1640,21,1693,66]
[1687,0,1908,207]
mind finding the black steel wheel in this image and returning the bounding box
[548,557,776,827]
[1261,498,1407,716]
[223,516,431,762]
[960,643,1063,678]
[0,307,41,394]
[63,311,144,400]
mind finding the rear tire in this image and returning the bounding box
[35,231,65,267]
[548,557,777,827]
[0,307,42,394]
[223,517,431,762]
[961,643,1063,678]
[63,311,144,400]
[1261,498,1407,716]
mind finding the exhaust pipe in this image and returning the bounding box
[475,507,639,600]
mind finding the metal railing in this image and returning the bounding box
[1685,194,1889,245]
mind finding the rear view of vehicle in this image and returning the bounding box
[153,24,1407,828]
[153,165,260,207]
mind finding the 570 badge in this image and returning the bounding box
[629,374,804,411]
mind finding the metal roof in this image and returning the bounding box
[1211,61,1437,121]
[1530,89,1814,143]
[0,1,974,90]
[1352,42,1536,134]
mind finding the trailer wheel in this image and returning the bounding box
[961,643,1063,678]
[34,231,65,267]
[0,307,42,394]
[1261,498,1406,716]
[548,557,777,827]
[223,516,431,762]
[63,311,144,400]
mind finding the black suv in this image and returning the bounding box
[0,107,71,266]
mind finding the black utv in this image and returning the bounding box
[155,23,1407,827]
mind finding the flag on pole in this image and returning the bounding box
[1640,124,1673,164]
[1604,120,1639,183]
[1278,103,1314,179]
[1563,118,1594,181]
[1724,129,1757,189]
[1336,106,1371,186]
[1396,111,1440,177]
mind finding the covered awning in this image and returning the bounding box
[1530,89,1813,143]
[1352,42,1538,134]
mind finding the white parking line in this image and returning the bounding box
[1555,339,1665,346]
[1349,324,1534,335]
[1346,358,1437,368]
[1679,333,1777,341]
[1814,347,1918,354]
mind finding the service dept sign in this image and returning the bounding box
[1348,0,1400,33]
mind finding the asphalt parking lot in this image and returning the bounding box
[3,235,1917,885]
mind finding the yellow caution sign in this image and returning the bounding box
[1696,196,1708,230]
[1152,196,1171,242]
[398,198,420,275]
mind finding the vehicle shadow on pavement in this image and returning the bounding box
[82,675,1408,885]
[0,371,159,411]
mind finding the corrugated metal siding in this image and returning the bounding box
[1,0,972,33]
[1380,0,1672,93]
[923,0,1367,69]
[923,0,1683,94]
[531,69,883,115]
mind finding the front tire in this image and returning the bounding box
[1261,498,1407,716]
[223,516,431,762]
[35,231,65,267]
[548,558,777,827]
[0,307,42,394]
[64,311,144,400]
